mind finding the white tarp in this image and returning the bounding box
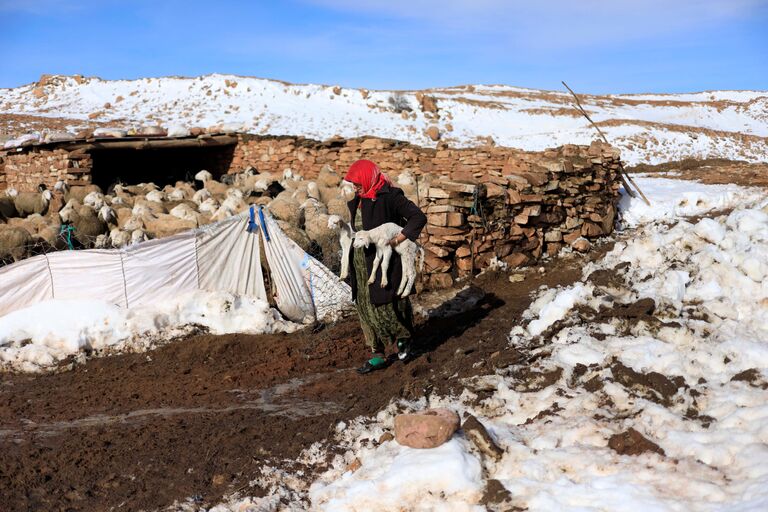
[258,209,353,324]
[0,213,264,318]
[0,207,352,325]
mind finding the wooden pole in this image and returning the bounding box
[561,81,651,206]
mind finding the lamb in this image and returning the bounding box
[328,215,354,279]
[352,222,424,297]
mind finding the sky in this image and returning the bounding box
[0,0,766,93]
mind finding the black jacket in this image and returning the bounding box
[348,184,427,305]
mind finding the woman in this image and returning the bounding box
[344,159,427,374]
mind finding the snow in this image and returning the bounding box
[0,290,298,372]
[1,74,766,165]
[619,176,767,226]
[309,438,484,512]
[206,178,768,511]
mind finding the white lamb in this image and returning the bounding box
[327,215,354,279]
[352,222,424,298]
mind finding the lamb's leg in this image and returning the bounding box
[368,248,382,285]
[396,253,411,296]
[339,237,351,279]
[379,245,392,288]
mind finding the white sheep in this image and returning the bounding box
[352,222,424,297]
[328,215,355,279]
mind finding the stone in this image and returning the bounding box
[571,237,592,253]
[425,126,441,141]
[428,273,453,289]
[563,230,582,244]
[503,252,529,268]
[378,432,395,444]
[581,221,604,238]
[608,428,665,456]
[332,86,342,95]
[394,408,460,449]
[462,414,504,461]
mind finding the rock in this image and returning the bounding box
[503,252,529,268]
[571,237,591,253]
[419,94,438,113]
[608,428,665,456]
[332,86,342,95]
[378,432,395,444]
[425,126,441,141]
[428,273,453,289]
[481,479,512,507]
[508,273,525,283]
[394,408,460,449]
[462,414,503,461]
[211,474,226,486]
[345,458,361,473]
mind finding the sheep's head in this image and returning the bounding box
[5,188,18,198]
[98,205,116,224]
[83,191,105,209]
[352,232,371,249]
[192,188,212,205]
[59,205,77,224]
[340,181,356,201]
[42,190,53,203]
[146,190,166,203]
[327,215,342,230]
[54,180,69,194]
[195,170,213,183]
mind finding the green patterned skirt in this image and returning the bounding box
[353,246,414,354]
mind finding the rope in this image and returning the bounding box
[59,224,76,250]
[470,185,488,229]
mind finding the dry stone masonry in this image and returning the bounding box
[1,133,621,287]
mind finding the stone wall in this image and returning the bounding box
[0,147,92,192]
[0,134,622,286]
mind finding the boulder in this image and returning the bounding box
[394,408,460,449]
[425,126,441,141]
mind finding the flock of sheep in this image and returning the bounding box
[0,165,424,274]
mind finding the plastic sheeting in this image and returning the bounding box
[0,207,352,325]
[0,213,265,318]
[257,210,352,324]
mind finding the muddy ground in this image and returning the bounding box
[626,158,768,188]
[0,243,614,512]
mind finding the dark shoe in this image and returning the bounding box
[356,356,388,374]
[396,339,413,361]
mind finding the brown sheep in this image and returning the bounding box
[0,225,32,262]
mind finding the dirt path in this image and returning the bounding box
[0,246,610,511]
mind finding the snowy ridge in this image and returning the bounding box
[1,74,767,165]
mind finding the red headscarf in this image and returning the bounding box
[344,160,390,201]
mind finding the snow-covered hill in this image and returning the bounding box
[1,74,767,165]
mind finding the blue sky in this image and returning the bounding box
[0,0,766,93]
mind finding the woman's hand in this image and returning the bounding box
[389,232,407,247]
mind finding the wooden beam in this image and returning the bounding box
[63,135,238,152]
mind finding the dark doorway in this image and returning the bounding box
[88,144,236,191]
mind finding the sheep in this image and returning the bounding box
[83,191,106,210]
[352,222,424,298]
[0,226,32,262]
[98,205,118,228]
[60,205,108,247]
[195,170,228,197]
[192,188,212,205]
[131,229,149,245]
[14,189,53,217]
[328,215,355,279]
[198,197,220,216]
[0,189,18,219]
[65,184,102,204]
[109,228,132,248]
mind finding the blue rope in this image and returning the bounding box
[247,205,258,233]
[258,207,270,242]
[59,224,75,250]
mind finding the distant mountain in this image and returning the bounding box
[2,74,766,165]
